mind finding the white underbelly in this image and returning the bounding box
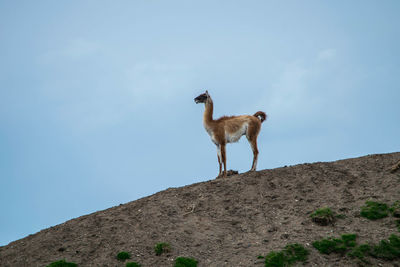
[226,124,247,143]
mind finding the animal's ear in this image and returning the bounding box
[205,90,209,96]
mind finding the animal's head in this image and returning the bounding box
[194,90,210,104]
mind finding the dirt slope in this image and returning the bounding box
[1,152,400,267]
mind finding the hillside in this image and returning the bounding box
[1,152,400,267]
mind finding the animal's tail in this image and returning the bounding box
[253,111,267,123]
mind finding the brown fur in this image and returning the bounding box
[195,91,267,178]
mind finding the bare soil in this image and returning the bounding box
[1,152,400,267]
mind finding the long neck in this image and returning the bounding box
[203,98,214,124]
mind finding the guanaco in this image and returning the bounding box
[194,91,267,177]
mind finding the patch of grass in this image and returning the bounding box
[390,201,400,218]
[313,238,346,254]
[314,234,400,264]
[314,234,400,263]
[126,262,141,267]
[341,234,357,247]
[265,251,285,267]
[360,201,389,220]
[370,234,400,260]
[46,259,77,267]
[310,207,334,226]
[348,244,371,264]
[117,251,131,261]
[312,234,357,255]
[154,242,171,256]
[284,243,309,263]
[395,219,400,232]
[174,257,198,267]
[264,243,309,267]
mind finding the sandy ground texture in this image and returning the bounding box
[1,152,400,267]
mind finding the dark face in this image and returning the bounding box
[194,92,209,104]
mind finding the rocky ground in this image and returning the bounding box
[1,152,400,267]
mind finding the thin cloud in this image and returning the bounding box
[40,38,101,63]
[124,61,193,104]
[317,48,336,61]
[256,49,354,132]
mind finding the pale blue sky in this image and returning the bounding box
[1,1,399,246]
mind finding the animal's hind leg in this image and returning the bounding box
[249,139,259,171]
[247,123,260,172]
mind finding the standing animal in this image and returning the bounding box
[194,90,267,177]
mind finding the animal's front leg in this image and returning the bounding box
[221,144,227,177]
[217,145,222,177]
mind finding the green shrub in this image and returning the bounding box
[313,234,400,263]
[265,251,286,267]
[154,242,171,256]
[126,262,141,267]
[370,234,400,260]
[264,243,309,267]
[46,259,77,267]
[310,207,334,226]
[313,238,346,254]
[117,251,131,261]
[396,219,400,232]
[390,201,400,217]
[313,234,357,255]
[341,234,357,247]
[348,244,371,263]
[174,257,198,267]
[284,243,309,263]
[360,201,389,220]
